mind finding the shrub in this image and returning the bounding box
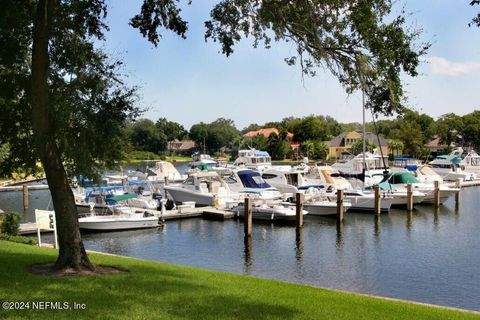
[0,233,37,245]
[1,211,21,236]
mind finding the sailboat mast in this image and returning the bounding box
[362,88,366,173]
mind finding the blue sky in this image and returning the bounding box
[103,1,480,130]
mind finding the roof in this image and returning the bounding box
[327,131,390,148]
[426,136,448,148]
[168,139,196,151]
[243,128,294,139]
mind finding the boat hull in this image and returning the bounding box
[78,215,159,231]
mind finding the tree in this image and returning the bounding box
[244,134,268,151]
[311,140,329,160]
[351,140,377,155]
[189,122,209,152]
[391,121,424,157]
[129,119,166,154]
[470,0,480,27]
[206,118,240,152]
[266,132,290,160]
[462,111,480,148]
[0,0,139,271]
[434,113,464,147]
[301,140,314,159]
[156,118,187,142]
[387,140,404,157]
[201,0,428,115]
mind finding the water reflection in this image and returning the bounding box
[243,236,252,274]
[335,221,343,251]
[295,228,303,263]
[406,210,413,232]
[373,215,381,238]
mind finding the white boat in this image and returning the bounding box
[326,188,393,213]
[78,209,160,231]
[73,185,127,214]
[234,201,308,221]
[378,172,459,205]
[190,152,217,168]
[428,148,477,181]
[234,149,273,171]
[145,161,187,182]
[463,150,480,176]
[331,151,390,187]
[164,171,241,207]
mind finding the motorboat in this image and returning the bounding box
[377,172,458,205]
[78,208,160,231]
[190,152,217,168]
[428,148,477,181]
[145,160,187,183]
[263,167,392,213]
[331,151,390,187]
[233,149,273,171]
[164,171,242,207]
[325,188,393,213]
[223,169,285,201]
[463,150,480,176]
[73,185,126,214]
[73,181,162,215]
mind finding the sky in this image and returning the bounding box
[102,1,480,131]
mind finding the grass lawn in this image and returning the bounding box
[0,241,478,320]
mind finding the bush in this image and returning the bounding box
[1,212,21,236]
[0,233,37,245]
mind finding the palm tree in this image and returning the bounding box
[388,140,404,157]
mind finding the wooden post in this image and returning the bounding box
[374,185,381,215]
[22,184,29,214]
[455,178,461,206]
[296,192,304,228]
[336,189,344,222]
[406,183,413,211]
[244,197,252,237]
[433,180,440,208]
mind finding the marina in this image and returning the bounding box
[1,160,479,312]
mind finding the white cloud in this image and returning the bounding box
[424,56,480,76]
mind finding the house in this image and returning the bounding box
[425,135,449,156]
[167,139,196,155]
[243,128,294,141]
[326,131,390,159]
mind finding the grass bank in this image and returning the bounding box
[0,241,477,320]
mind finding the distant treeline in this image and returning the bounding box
[125,110,480,160]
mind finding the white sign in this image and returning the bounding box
[35,209,58,248]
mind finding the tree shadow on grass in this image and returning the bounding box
[0,247,301,319]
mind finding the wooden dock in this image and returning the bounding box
[19,222,52,235]
[202,208,235,220]
[143,206,235,221]
[0,184,49,192]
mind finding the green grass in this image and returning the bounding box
[0,241,478,320]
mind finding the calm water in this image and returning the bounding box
[1,166,479,311]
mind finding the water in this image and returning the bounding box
[1,166,479,311]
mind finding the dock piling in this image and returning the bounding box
[434,180,440,208]
[406,183,413,211]
[22,184,29,215]
[296,192,304,229]
[455,178,461,206]
[374,185,381,215]
[244,197,252,237]
[336,189,344,223]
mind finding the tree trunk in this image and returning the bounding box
[31,0,94,271]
